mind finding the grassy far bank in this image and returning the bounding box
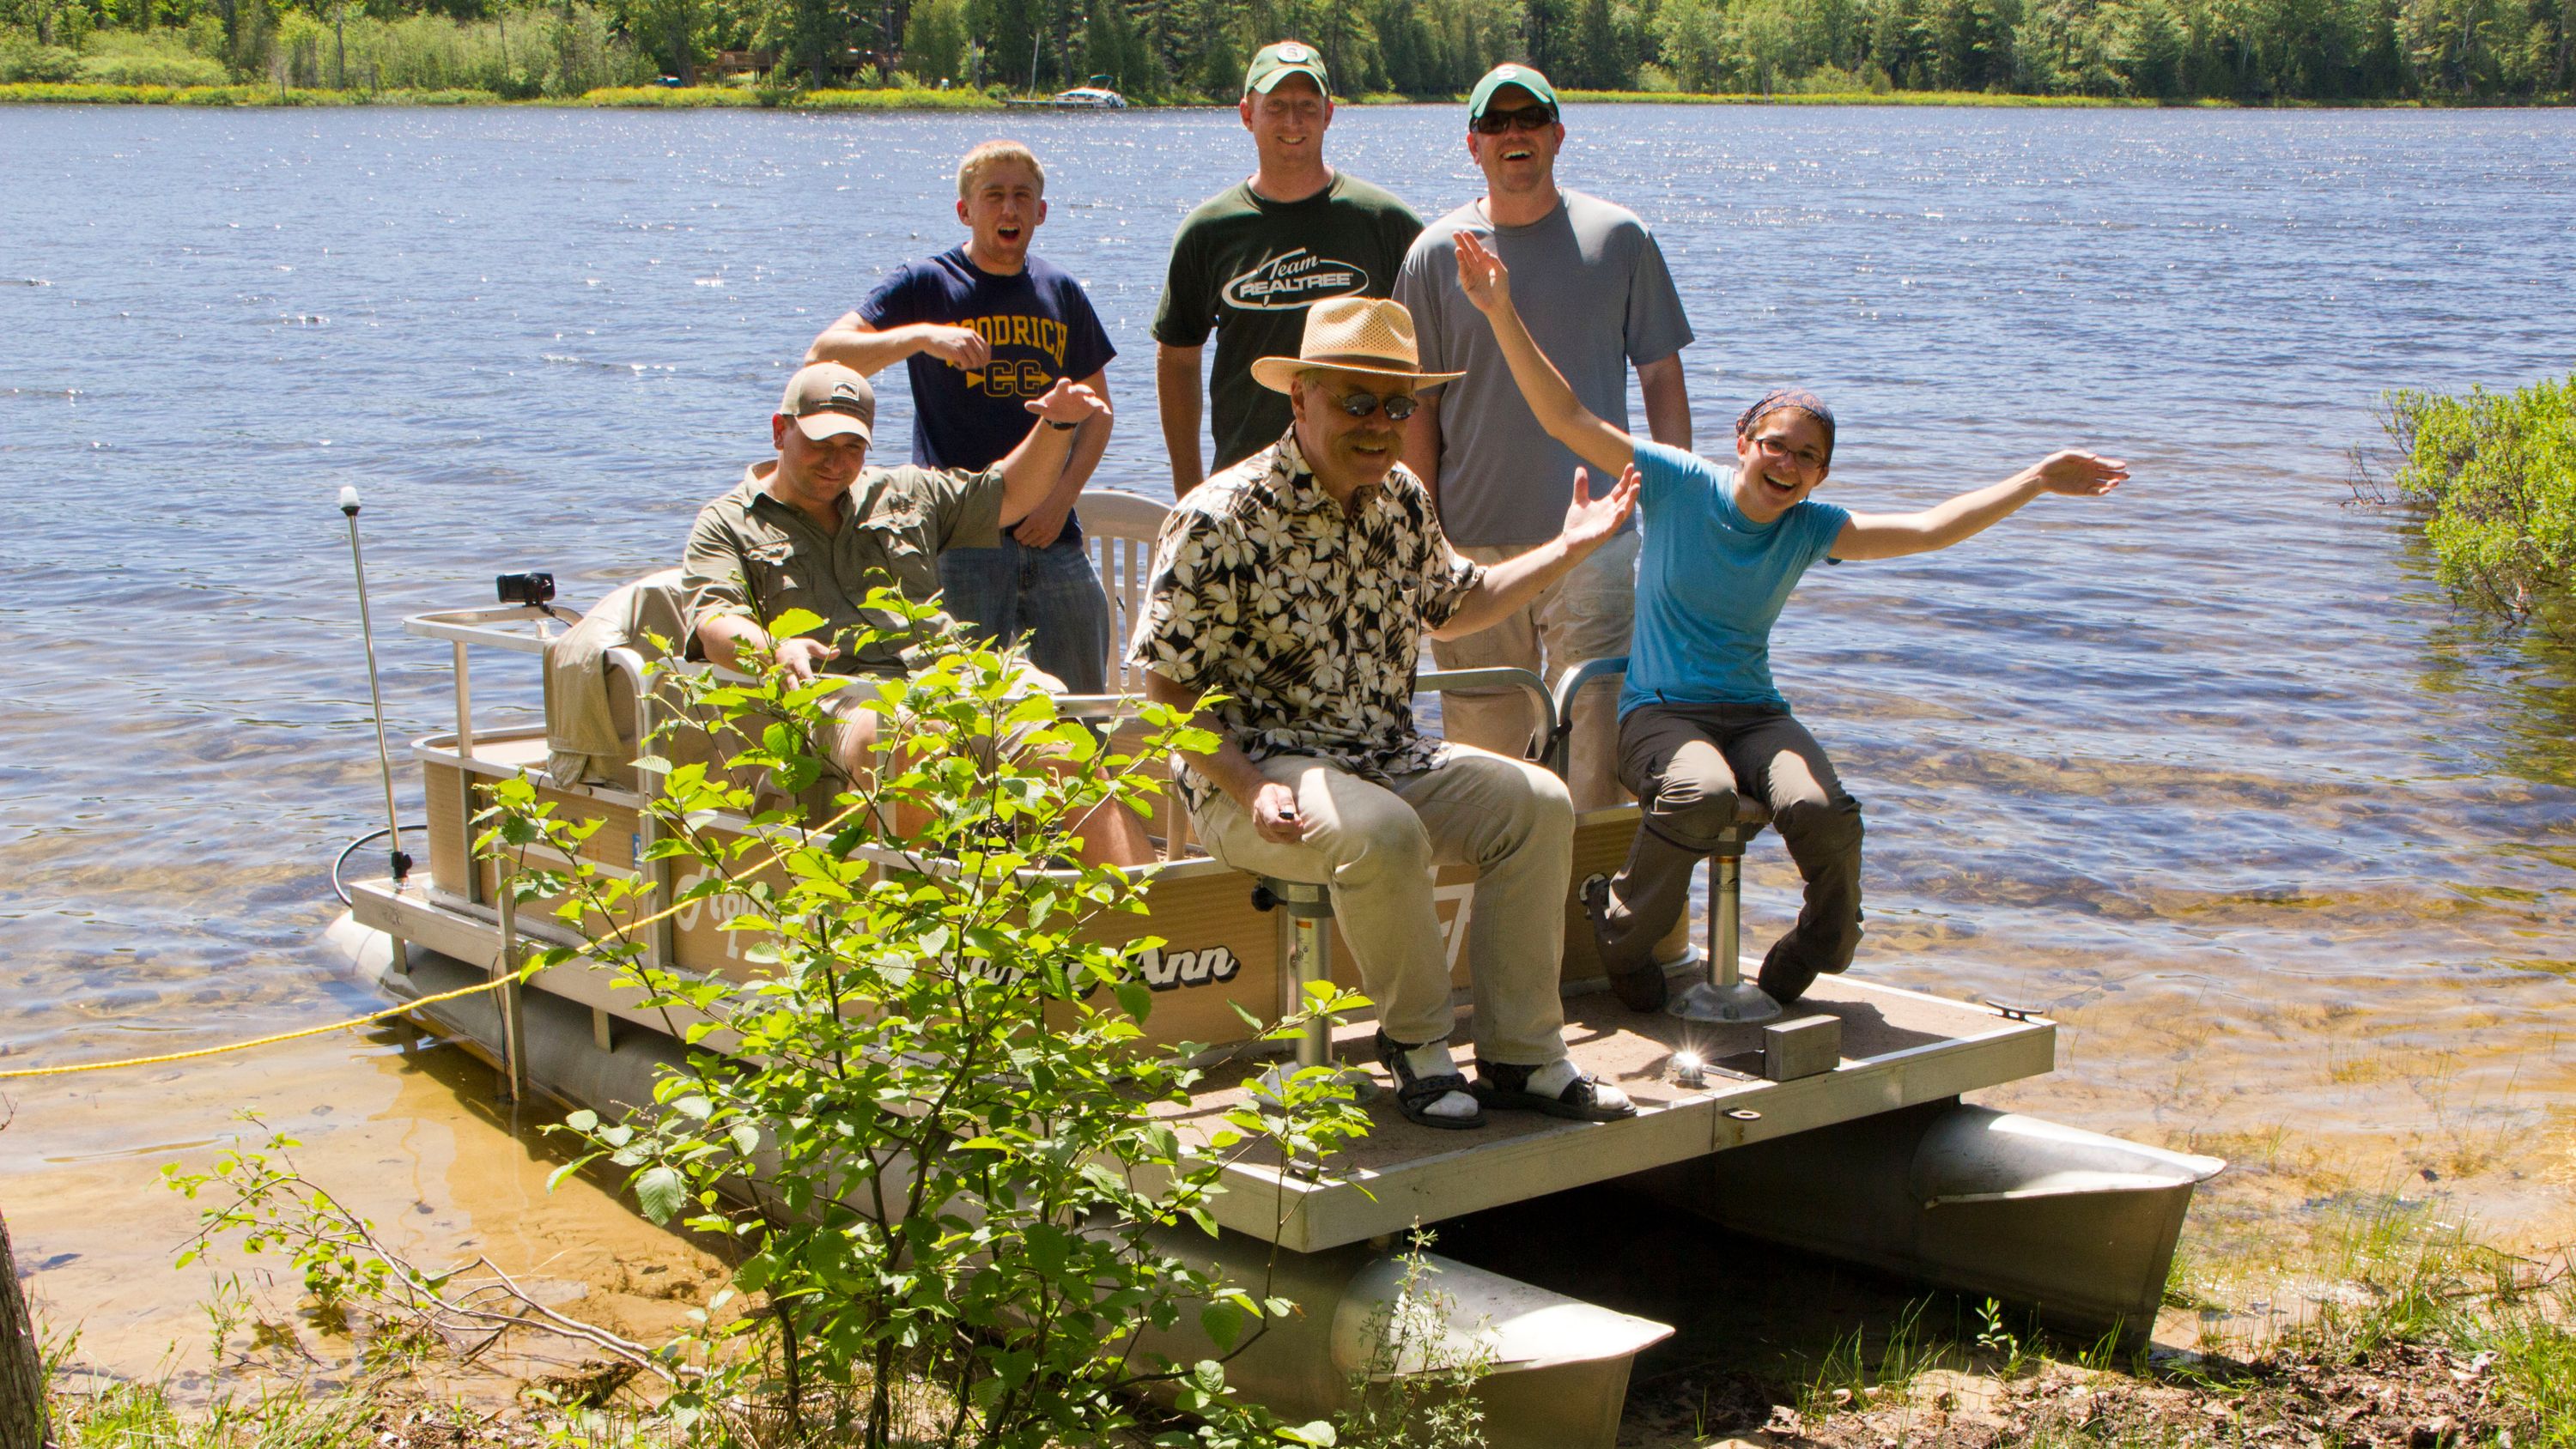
[11,80,2544,105]
[0,79,1004,104]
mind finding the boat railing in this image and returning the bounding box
[402,600,1558,979]
[406,602,1558,765]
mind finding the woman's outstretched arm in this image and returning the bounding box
[1830,451,2129,561]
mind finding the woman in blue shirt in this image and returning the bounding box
[1450,232,2127,1009]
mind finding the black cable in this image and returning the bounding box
[331,825,409,906]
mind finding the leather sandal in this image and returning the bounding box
[1583,874,1670,1012]
[1473,1059,1637,1122]
[1373,1030,1483,1131]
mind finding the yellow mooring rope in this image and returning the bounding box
[0,970,528,1080]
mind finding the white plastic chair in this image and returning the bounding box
[1079,488,1170,696]
[1078,488,1189,858]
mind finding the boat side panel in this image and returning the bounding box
[1062,866,1285,1049]
[422,755,1288,1053]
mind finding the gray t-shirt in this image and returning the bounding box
[1394,191,1693,548]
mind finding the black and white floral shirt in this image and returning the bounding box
[1131,430,1485,806]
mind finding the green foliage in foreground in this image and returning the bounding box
[2300,1203,2576,1443]
[472,597,1376,1446]
[50,1375,384,1448]
[2385,373,2576,633]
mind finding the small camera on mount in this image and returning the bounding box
[495,571,556,608]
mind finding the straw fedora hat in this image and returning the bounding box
[1249,297,1467,394]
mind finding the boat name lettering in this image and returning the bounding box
[1137,943,1241,991]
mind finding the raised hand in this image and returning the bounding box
[1026,377,1111,429]
[1559,464,1641,549]
[2031,450,2129,497]
[918,323,993,370]
[1453,231,1512,316]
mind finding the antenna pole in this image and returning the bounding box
[340,487,411,888]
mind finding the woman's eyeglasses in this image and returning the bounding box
[1331,389,1420,421]
[1472,106,1558,135]
[1752,433,1829,470]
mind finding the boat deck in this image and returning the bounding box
[349,873,2050,1254]
[1160,978,2051,1251]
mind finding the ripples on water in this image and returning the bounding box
[3,104,2573,1206]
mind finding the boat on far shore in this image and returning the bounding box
[1005,85,1129,109]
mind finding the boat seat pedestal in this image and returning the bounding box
[1668,797,1785,1026]
[1249,876,1334,1072]
[1249,875,1377,1100]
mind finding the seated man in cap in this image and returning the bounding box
[684,361,1153,869]
[1132,295,1640,1130]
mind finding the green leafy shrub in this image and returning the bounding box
[2384,373,2576,628]
[76,34,228,87]
[484,595,1375,1446]
[0,34,82,81]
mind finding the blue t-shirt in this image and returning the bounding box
[857,247,1117,524]
[1624,440,1851,716]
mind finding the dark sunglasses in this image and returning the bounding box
[1329,388,1419,421]
[1472,106,1557,135]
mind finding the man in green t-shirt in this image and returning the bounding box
[1151,40,1423,494]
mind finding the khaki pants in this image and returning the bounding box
[1432,530,1638,813]
[1187,746,1576,1067]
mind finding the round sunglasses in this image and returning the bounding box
[1327,388,1420,421]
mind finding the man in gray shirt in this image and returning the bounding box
[1395,63,1694,822]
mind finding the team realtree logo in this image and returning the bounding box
[1220,248,1371,312]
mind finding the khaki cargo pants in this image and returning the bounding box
[1186,745,1577,1068]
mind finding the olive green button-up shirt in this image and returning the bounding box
[682,460,1005,676]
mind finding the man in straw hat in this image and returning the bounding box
[683,361,1153,869]
[1131,296,1641,1130]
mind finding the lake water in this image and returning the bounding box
[4,102,2574,1361]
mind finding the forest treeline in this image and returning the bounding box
[1,0,2566,104]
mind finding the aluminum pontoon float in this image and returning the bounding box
[333,565,2221,1449]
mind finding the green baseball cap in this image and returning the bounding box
[1244,40,1331,97]
[1467,62,1558,120]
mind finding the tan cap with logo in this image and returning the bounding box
[778,362,875,444]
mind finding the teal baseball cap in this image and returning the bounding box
[1467,62,1558,120]
[1245,40,1331,97]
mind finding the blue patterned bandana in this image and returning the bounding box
[1735,389,1837,464]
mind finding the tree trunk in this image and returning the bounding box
[0,1207,51,1449]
